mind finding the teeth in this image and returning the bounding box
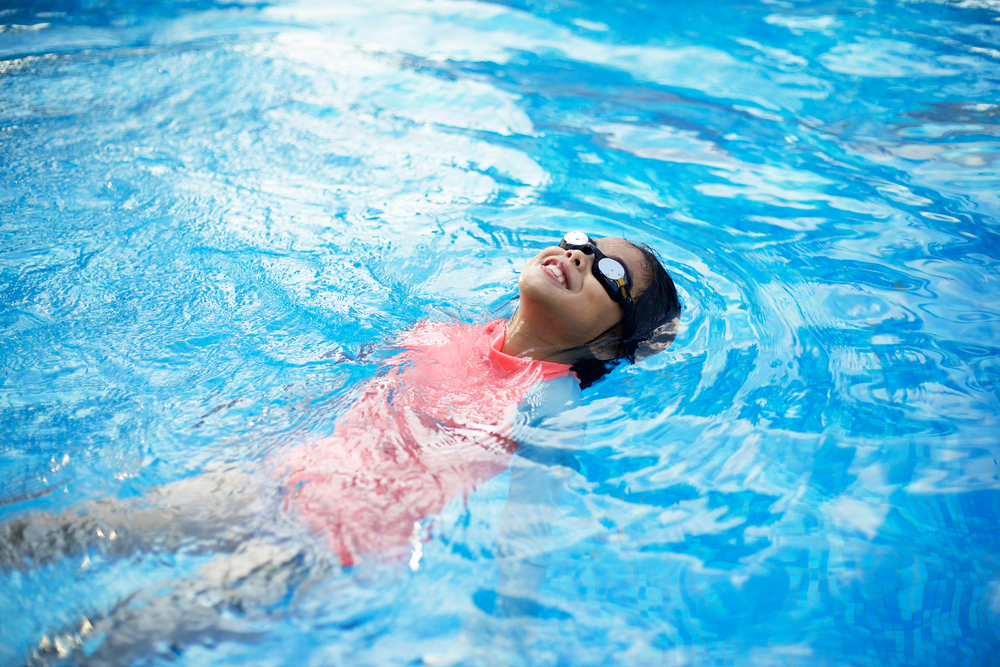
[544,259,568,288]
[550,264,566,287]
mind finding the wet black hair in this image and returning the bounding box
[570,242,681,389]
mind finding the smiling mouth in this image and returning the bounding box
[541,258,569,289]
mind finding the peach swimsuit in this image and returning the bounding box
[283,320,572,565]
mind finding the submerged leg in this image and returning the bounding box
[0,467,262,570]
[26,539,319,667]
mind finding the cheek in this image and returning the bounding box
[579,287,621,332]
[596,305,622,332]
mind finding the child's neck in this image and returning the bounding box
[502,310,578,365]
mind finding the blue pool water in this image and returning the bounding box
[2,0,999,664]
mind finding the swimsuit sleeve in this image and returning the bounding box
[513,375,582,428]
[508,375,584,474]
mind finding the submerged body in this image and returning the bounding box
[1,233,672,572]
[1,233,678,663]
[283,319,575,565]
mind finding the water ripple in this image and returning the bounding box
[3,0,1000,664]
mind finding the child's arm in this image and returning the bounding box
[495,376,582,613]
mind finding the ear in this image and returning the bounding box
[635,316,679,361]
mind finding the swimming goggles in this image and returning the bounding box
[559,231,636,338]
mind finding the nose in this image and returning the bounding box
[563,248,589,269]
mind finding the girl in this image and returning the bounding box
[2,232,679,663]
[282,232,680,565]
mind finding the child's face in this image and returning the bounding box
[517,236,647,352]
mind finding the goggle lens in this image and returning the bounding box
[597,256,626,281]
[562,230,590,247]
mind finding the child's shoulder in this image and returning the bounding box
[519,374,582,423]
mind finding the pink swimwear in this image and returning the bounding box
[283,320,573,565]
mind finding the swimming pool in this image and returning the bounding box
[2,0,999,664]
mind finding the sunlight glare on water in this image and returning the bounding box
[1,0,999,665]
